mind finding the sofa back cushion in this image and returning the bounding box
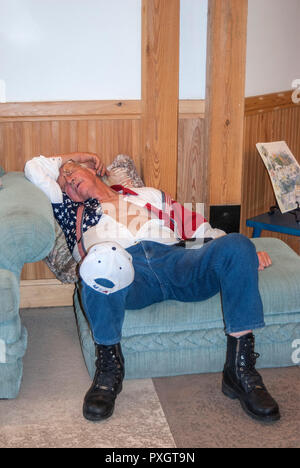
[0,172,55,274]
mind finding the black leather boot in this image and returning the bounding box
[83,343,125,422]
[222,333,280,423]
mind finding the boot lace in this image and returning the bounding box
[238,342,265,393]
[94,346,123,393]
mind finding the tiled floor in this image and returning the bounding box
[0,307,299,448]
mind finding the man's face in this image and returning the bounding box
[58,161,97,202]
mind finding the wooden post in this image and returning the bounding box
[141,0,180,199]
[205,0,248,207]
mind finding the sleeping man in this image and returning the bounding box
[25,152,280,424]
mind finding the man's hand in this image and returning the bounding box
[54,152,107,177]
[77,152,107,177]
[257,251,272,271]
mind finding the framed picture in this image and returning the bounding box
[256,141,300,213]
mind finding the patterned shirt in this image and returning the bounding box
[52,193,102,253]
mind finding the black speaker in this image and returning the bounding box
[209,205,241,234]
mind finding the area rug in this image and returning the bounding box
[0,307,175,449]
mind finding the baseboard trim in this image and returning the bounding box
[20,279,75,309]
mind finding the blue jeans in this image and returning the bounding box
[80,234,265,345]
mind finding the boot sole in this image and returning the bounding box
[222,380,281,424]
[83,405,114,422]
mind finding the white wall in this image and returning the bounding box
[246,0,300,96]
[2,0,299,103]
[0,0,141,102]
[0,0,208,103]
[179,0,208,100]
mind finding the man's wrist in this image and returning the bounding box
[52,153,81,166]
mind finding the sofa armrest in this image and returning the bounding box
[0,172,55,274]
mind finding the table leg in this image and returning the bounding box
[252,227,262,238]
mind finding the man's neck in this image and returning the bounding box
[91,178,119,202]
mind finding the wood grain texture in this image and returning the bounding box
[205,0,248,206]
[177,118,208,216]
[245,90,295,116]
[179,100,205,119]
[240,105,300,253]
[0,100,141,121]
[0,99,204,121]
[0,119,141,173]
[141,0,180,199]
[20,280,74,308]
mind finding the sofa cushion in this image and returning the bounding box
[0,324,28,399]
[0,269,19,323]
[252,237,300,317]
[0,166,4,190]
[0,172,55,273]
[102,154,144,188]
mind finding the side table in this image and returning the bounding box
[246,211,300,238]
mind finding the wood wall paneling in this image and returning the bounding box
[0,100,141,121]
[141,0,180,199]
[178,100,205,120]
[245,91,295,116]
[0,119,142,174]
[177,118,208,215]
[205,0,248,206]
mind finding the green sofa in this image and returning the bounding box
[0,171,55,398]
[0,170,299,399]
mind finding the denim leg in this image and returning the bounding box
[79,243,165,345]
[214,234,265,333]
[150,234,265,334]
[80,282,129,345]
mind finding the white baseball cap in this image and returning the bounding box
[79,242,135,295]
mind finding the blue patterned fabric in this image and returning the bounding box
[52,194,102,254]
